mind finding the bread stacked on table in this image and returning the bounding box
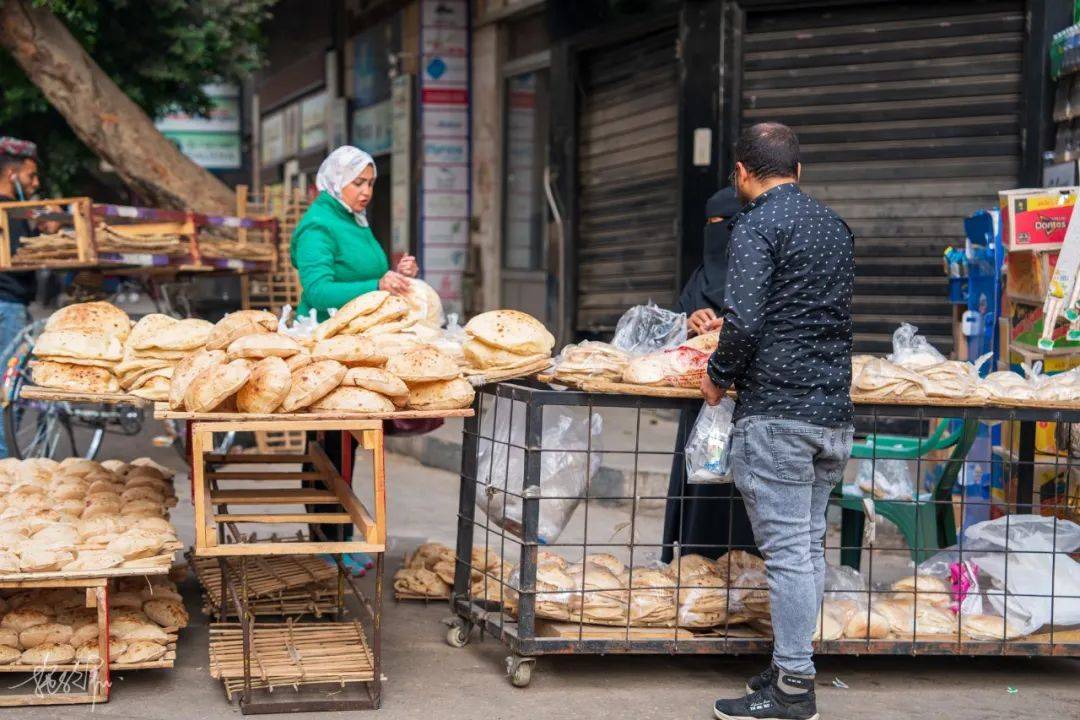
[117,314,214,401]
[0,457,180,575]
[31,301,131,394]
[461,310,555,376]
[620,331,719,388]
[0,574,187,667]
[551,341,630,385]
[166,296,474,414]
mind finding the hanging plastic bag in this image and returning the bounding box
[886,322,945,370]
[684,399,736,484]
[854,458,914,500]
[610,301,687,356]
[475,398,603,544]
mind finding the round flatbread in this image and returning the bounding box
[279,360,347,413]
[236,356,292,414]
[226,333,302,360]
[285,351,313,372]
[406,377,475,411]
[31,362,120,394]
[19,642,75,666]
[115,640,165,664]
[464,310,555,355]
[403,278,444,328]
[34,331,124,362]
[142,599,189,628]
[205,310,278,350]
[463,338,546,370]
[133,318,213,351]
[125,314,178,352]
[184,359,252,413]
[45,302,131,341]
[313,291,391,340]
[342,367,409,399]
[168,349,227,410]
[345,295,410,335]
[128,375,170,401]
[386,346,461,384]
[308,387,396,413]
[311,335,386,366]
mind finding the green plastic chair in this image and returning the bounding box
[837,419,980,569]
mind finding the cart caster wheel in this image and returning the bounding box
[446,623,471,648]
[506,655,534,688]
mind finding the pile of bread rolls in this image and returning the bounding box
[0,457,180,575]
[0,574,187,667]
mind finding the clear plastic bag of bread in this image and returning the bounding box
[475,398,602,544]
[610,301,687,356]
[855,458,914,500]
[886,322,945,370]
[685,398,736,485]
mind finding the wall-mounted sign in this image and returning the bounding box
[157,84,241,169]
[352,99,394,156]
[260,111,284,166]
[300,91,328,152]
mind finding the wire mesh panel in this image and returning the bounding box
[449,381,1080,670]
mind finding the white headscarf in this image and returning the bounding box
[315,146,377,227]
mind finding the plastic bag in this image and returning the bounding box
[855,458,914,500]
[886,322,945,369]
[475,398,603,545]
[824,564,866,604]
[610,301,687,356]
[685,399,735,484]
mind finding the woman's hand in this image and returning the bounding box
[379,270,412,295]
[688,308,717,336]
[396,254,419,278]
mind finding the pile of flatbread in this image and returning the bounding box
[393,542,507,601]
[166,305,474,414]
[31,302,132,394]
[96,223,188,256]
[621,332,718,387]
[552,341,630,384]
[0,456,180,575]
[851,355,1051,404]
[11,229,78,264]
[310,280,446,354]
[461,309,555,376]
[114,313,214,401]
[0,574,186,667]
[197,229,275,261]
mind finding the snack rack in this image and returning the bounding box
[446,380,1080,688]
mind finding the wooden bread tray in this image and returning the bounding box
[17,385,150,406]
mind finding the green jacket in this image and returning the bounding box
[291,191,389,321]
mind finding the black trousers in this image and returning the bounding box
[660,406,757,563]
[304,430,354,542]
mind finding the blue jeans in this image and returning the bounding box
[731,415,853,676]
[0,301,29,458]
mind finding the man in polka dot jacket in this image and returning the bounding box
[704,123,855,720]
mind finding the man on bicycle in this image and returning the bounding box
[0,137,42,457]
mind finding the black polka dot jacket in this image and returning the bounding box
[706,182,855,427]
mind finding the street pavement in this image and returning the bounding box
[3,423,1077,719]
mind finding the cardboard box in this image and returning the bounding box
[999,187,1080,251]
[1006,249,1058,302]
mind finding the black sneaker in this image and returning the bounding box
[745,664,774,695]
[714,672,817,720]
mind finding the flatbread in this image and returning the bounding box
[31,361,120,394]
[463,339,546,370]
[342,367,409,399]
[308,386,396,413]
[344,295,409,334]
[184,359,252,412]
[205,310,278,350]
[115,356,173,379]
[465,310,554,355]
[168,349,227,410]
[236,356,292,414]
[279,360,347,413]
[132,318,213,351]
[403,278,443,328]
[128,366,173,391]
[313,291,390,340]
[311,335,387,366]
[406,377,475,410]
[285,352,313,372]
[34,331,124,362]
[128,376,170,401]
[226,333,302,359]
[386,346,461,384]
[125,314,178,351]
[45,302,131,340]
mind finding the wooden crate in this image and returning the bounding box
[0,197,95,270]
[190,419,387,558]
[189,552,340,619]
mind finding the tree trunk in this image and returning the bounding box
[0,0,236,214]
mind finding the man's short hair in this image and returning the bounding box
[0,154,26,176]
[734,122,799,180]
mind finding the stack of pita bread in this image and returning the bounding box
[0,574,186,667]
[393,542,508,601]
[622,342,712,387]
[461,309,555,376]
[165,305,474,414]
[311,280,444,353]
[31,302,131,394]
[0,456,180,576]
[115,314,214,401]
[551,341,630,384]
[850,355,1045,404]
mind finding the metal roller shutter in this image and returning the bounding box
[576,29,679,333]
[741,1,1024,354]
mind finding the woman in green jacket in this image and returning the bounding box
[292,145,417,320]
[292,146,417,575]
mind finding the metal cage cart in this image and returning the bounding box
[447,380,1080,687]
